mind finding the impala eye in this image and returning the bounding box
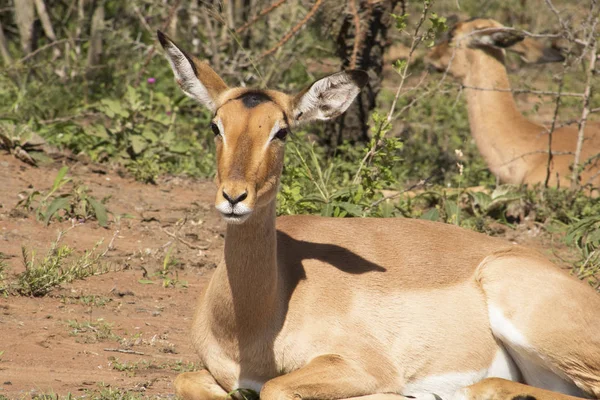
[210,122,220,136]
[274,128,289,141]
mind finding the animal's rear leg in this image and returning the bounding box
[454,378,587,400]
[174,370,229,400]
[476,251,600,397]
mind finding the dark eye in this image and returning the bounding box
[274,128,289,141]
[210,122,220,136]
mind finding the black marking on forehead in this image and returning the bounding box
[512,396,536,400]
[237,91,273,108]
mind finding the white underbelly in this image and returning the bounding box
[402,347,521,399]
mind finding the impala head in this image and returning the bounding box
[157,31,367,224]
[425,18,564,80]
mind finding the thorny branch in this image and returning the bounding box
[353,0,435,185]
[235,0,287,34]
[349,0,362,69]
[134,0,182,87]
[571,37,598,189]
[259,0,324,60]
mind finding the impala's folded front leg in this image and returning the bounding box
[260,354,391,400]
[174,369,229,400]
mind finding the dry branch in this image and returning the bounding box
[349,0,362,69]
[460,85,584,98]
[544,65,566,188]
[236,0,287,34]
[0,20,11,65]
[571,38,598,189]
[134,0,183,87]
[104,348,145,355]
[34,0,60,58]
[259,0,324,60]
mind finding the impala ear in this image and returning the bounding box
[157,30,228,112]
[506,37,565,64]
[291,70,368,125]
[469,28,525,49]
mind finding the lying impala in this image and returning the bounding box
[157,30,600,400]
[426,18,600,192]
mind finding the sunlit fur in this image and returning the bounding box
[425,19,600,192]
[158,30,600,400]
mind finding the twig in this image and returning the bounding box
[366,176,434,210]
[544,0,572,39]
[203,6,221,71]
[353,0,433,185]
[104,348,145,356]
[349,0,362,69]
[571,37,597,189]
[459,85,583,98]
[259,0,324,60]
[18,39,70,63]
[387,0,434,122]
[132,4,155,38]
[161,227,209,250]
[235,0,287,34]
[544,58,569,187]
[134,0,183,87]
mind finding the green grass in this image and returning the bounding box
[110,357,198,377]
[14,239,109,297]
[68,318,119,344]
[16,166,110,227]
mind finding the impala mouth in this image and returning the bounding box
[221,211,252,224]
[215,201,253,224]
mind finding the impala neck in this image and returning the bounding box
[216,198,280,335]
[462,49,541,181]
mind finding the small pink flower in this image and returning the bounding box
[147,77,156,84]
[166,111,172,116]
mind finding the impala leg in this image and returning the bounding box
[477,254,600,398]
[454,378,588,400]
[260,354,387,400]
[174,369,229,400]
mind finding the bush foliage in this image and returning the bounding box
[0,0,598,288]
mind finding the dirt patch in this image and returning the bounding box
[0,153,225,398]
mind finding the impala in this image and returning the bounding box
[157,30,600,400]
[426,18,600,192]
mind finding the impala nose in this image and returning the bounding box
[222,189,248,206]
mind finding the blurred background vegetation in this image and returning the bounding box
[0,0,599,288]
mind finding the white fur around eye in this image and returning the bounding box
[162,41,216,111]
[265,121,281,148]
[216,118,226,144]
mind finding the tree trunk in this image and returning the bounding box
[323,0,399,149]
[86,1,105,68]
[0,20,11,65]
[15,0,36,54]
[34,0,61,59]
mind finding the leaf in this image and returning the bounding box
[141,126,159,143]
[420,208,440,221]
[87,124,109,139]
[52,166,69,192]
[130,135,147,155]
[44,196,71,225]
[138,279,156,285]
[100,99,130,118]
[333,201,363,217]
[169,142,190,154]
[87,197,108,227]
